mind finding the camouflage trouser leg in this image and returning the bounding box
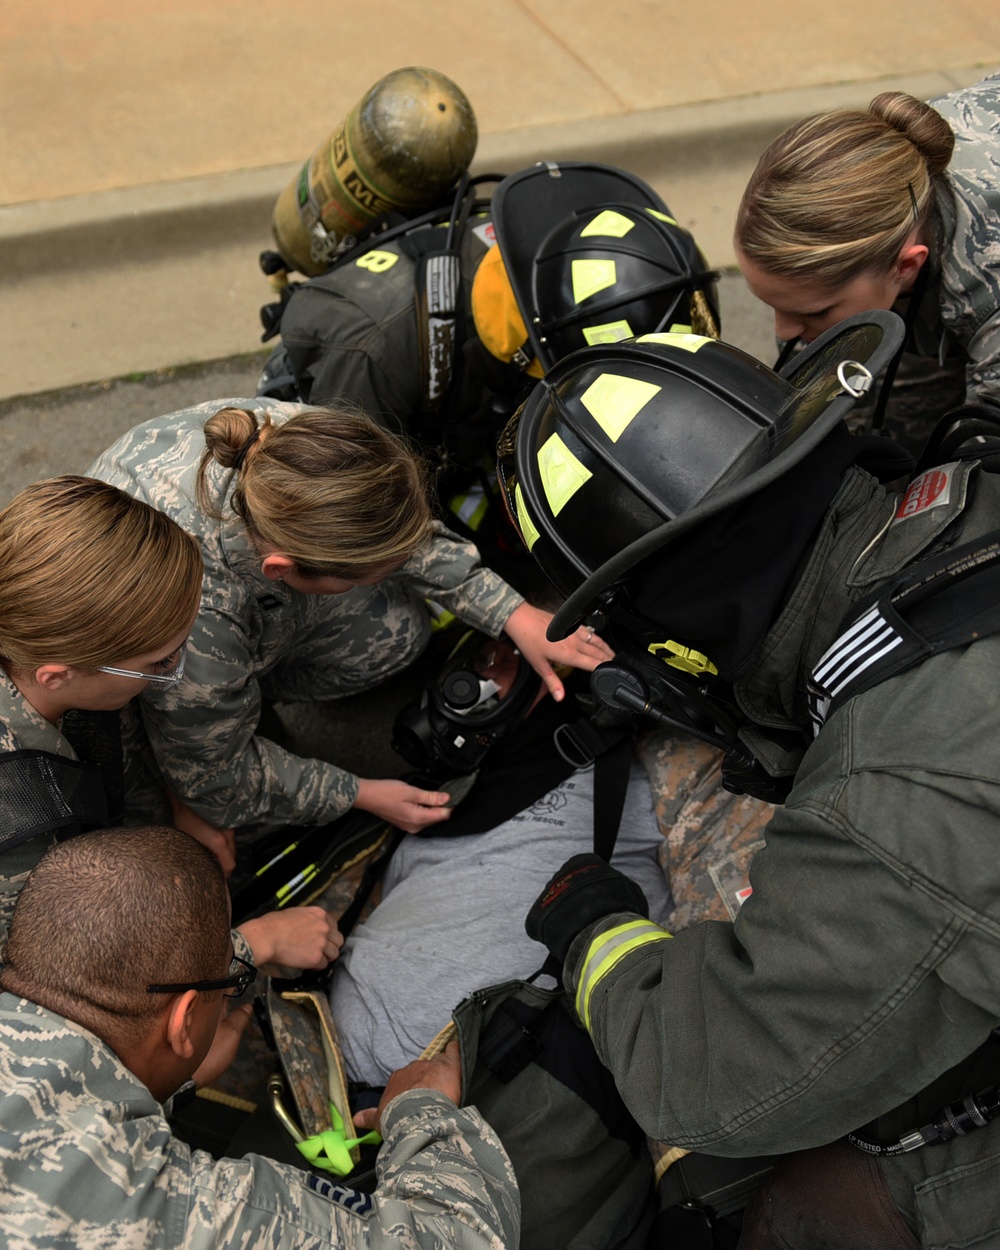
[637,726,775,1188]
[636,725,773,929]
[259,578,432,704]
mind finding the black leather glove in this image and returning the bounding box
[525,853,649,965]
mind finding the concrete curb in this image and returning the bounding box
[3,69,981,275]
[1,66,985,401]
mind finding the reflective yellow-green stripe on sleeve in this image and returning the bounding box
[575,919,672,1032]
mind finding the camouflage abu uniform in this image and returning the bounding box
[0,995,519,1249]
[0,673,253,965]
[912,73,1000,401]
[88,398,523,832]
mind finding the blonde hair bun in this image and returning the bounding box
[196,406,432,581]
[736,92,955,286]
[202,406,267,471]
[868,92,955,178]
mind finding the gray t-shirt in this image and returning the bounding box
[330,760,671,1085]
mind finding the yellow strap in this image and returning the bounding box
[654,1146,691,1183]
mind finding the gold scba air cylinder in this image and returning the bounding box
[271,66,478,277]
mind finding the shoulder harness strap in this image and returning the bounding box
[0,749,111,852]
[410,174,503,416]
[413,242,464,413]
[808,525,1000,732]
[0,709,124,852]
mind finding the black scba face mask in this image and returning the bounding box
[392,631,542,777]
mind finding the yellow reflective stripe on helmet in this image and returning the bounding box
[636,332,712,353]
[582,320,633,346]
[645,208,679,227]
[572,258,617,304]
[576,919,672,1032]
[538,432,592,516]
[514,482,541,550]
[668,322,692,334]
[580,210,636,239]
[581,373,661,442]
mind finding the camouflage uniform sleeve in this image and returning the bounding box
[939,175,1000,403]
[930,75,1000,403]
[397,523,524,639]
[139,606,360,830]
[186,1090,518,1249]
[230,927,254,966]
[962,310,1000,403]
[361,1090,520,1248]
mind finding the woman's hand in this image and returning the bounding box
[502,602,614,702]
[168,791,237,878]
[237,906,344,970]
[354,777,453,834]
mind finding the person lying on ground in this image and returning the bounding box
[325,645,671,1086]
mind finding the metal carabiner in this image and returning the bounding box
[837,360,874,397]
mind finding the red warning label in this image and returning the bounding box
[895,467,953,520]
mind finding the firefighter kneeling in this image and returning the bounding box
[508,314,1000,1248]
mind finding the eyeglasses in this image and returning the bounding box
[147,952,257,999]
[97,642,188,687]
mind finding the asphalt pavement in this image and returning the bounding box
[0,270,774,505]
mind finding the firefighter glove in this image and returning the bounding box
[525,852,649,965]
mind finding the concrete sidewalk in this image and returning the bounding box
[3,0,1000,401]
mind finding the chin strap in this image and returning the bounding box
[870,261,931,431]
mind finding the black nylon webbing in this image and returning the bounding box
[62,709,124,827]
[592,736,632,864]
[816,527,1000,726]
[0,750,109,851]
